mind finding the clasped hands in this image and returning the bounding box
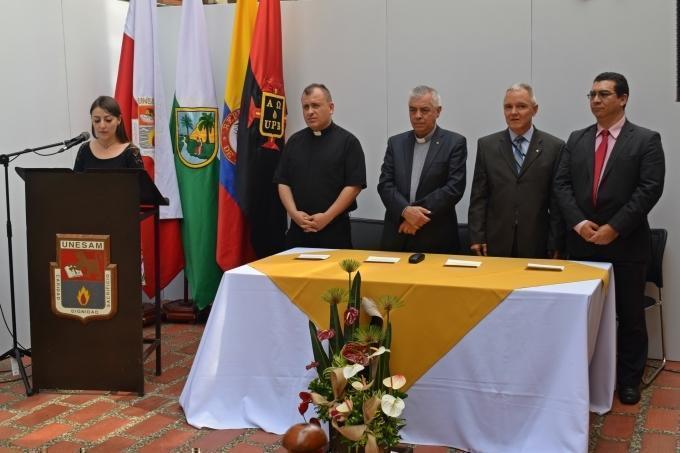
[398,206,431,236]
[292,210,331,233]
[579,221,619,245]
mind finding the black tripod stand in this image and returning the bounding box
[0,151,35,396]
[0,134,88,396]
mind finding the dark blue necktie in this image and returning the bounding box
[512,136,526,174]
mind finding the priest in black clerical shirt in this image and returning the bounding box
[274,83,366,249]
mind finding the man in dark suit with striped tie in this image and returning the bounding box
[468,83,565,258]
[554,72,665,405]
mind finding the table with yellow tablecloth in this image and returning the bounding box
[180,249,615,452]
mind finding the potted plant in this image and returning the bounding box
[298,259,407,453]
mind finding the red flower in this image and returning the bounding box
[317,329,335,341]
[305,361,319,370]
[344,307,359,326]
[329,407,347,423]
[298,391,312,416]
[341,342,370,366]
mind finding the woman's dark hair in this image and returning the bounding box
[90,96,129,143]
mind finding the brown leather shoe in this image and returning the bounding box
[618,386,641,405]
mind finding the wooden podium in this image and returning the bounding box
[18,168,167,395]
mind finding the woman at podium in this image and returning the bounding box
[73,96,144,171]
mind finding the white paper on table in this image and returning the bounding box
[365,256,400,263]
[295,254,330,260]
[444,259,482,268]
[526,262,565,271]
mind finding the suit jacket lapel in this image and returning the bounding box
[519,129,543,176]
[582,126,597,186]
[401,132,416,195]
[498,130,517,175]
[600,120,632,185]
[420,127,443,176]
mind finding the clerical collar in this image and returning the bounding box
[414,127,436,144]
[311,122,334,136]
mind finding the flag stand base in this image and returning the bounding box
[162,298,197,322]
[142,302,158,326]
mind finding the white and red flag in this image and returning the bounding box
[115,0,184,297]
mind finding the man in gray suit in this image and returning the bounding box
[555,72,665,405]
[468,83,564,258]
[378,85,467,254]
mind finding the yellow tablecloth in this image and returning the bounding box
[250,250,609,389]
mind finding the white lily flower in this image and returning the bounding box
[336,399,353,414]
[361,296,382,318]
[368,346,390,359]
[351,379,374,391]
[382,374,406,390]
[310,392,330,405]
[380,394,405,417]
[342,363,364,379]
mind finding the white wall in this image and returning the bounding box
[0,0,677,360]
[0,0,123,352]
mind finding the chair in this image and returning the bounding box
[642,228,668,386]
[350,217,384,250]
[349,218,472,254]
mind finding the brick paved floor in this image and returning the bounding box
[0,323,677,452]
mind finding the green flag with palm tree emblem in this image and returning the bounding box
[169,0,222,310]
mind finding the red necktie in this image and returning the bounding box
[592,129,609,205]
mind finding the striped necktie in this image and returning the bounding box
[512,136,526,174]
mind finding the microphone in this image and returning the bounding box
[61,132,90,151]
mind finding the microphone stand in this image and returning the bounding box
[0,140,71,396]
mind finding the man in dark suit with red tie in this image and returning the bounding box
[554,72,665,405]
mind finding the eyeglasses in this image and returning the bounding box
[587,90,615,100]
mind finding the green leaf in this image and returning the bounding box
[376,322,392,384]
[329,301,343,355]
[308,320,330,377]
[343,271,362,343]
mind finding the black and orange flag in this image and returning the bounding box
[236,0,287,258]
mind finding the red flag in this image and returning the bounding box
[235,0,287,258]
[115,0,184,296]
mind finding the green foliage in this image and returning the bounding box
[339,258,361,274]
[343,272,362,343]
[329,300,343,356]
[308,375,333,420]
[353,325,383,344]
[375,322,392,385]
[372,415,406,449]
[321,287,347,305]
[308,320,330,377]
[304,261,406,450]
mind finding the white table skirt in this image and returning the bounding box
[180,260,615,453]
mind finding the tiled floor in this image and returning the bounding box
[0,323,678,452]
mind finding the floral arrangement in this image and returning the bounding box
[298,259,407,452]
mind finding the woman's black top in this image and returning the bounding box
[73,142,144,171]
